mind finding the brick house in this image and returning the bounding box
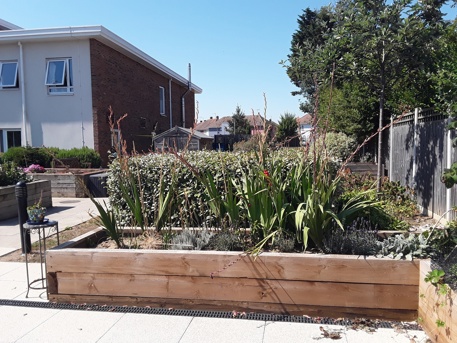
[0,19,202,165]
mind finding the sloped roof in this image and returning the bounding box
[153,126,212,141]
[297,113,313,125]
[0,24,201,93]
[246,114,277,127]
[0,19,22,30]
[194,116,231,130]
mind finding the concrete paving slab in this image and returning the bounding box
[344,326,429,343]
[0,280,28,299]
[0,261,23,276]
[16,308,124,343]
[263,322,346,343]
[0,306,61,343]
[0,197,102,257]
[180,317,265,343]
[98,313,193,343]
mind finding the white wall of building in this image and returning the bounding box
[0,39,94,151]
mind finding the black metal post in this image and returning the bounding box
[16,181,31,254]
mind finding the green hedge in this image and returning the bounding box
[2,147,53,167]
[2,146,101,168]
[55,147,101,168]
[106,149,334,228]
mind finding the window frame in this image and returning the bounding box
[0,61,18,89]
[1,129,21,152]
[159,86,166,115]
[45,58,73,95]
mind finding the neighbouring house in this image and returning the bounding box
[246,114,277,136]
[194,116,231,138]
[0,19,202,165]
[297,113,313,144]
[152,126,212,151]
[196,114,276,137]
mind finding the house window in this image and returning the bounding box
[0,61,18,89]
[159,86,165,115]
[1,129,21,152]
[45,58,73,94]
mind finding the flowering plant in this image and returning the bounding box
[24,164,46,173]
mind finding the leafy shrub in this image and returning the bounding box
[273,234,296,252]
[204,231,244,251]
[233,135,262,152]
[2,146,101,168]
[323,217,379,255]
[106,150,316,229]
[0,162,28,187]
[55,147,101,168]
[2,146,53,167]
[340,174,417,230]
[170,229,212,250]
[323,132,357,162]
[376,233,430,260]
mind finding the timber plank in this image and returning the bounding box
[54,272,418,310]
[46,249,420,285]
[419,260,456,343]
[47,294,417,321]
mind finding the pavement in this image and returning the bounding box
[0,197,430,342]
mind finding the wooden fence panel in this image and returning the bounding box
[390,109,457,220]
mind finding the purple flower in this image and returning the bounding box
[24,164,46,173]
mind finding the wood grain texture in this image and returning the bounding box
[46,248,420,285]
[419,260,457,343]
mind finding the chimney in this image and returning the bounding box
[210,116,213,120]
[216,116,219,120]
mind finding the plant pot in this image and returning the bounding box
[27,207,46,224]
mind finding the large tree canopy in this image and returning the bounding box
[285,0,451,189]
[276,113,299,145]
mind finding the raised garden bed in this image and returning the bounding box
[46,227,420,321]
[31,169,108,198]
[0,180,52,221]
[419,260,457,343]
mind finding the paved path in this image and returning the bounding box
[0,198,429,342]
[0,197,101,257]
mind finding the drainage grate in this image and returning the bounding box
[0,299,422,330]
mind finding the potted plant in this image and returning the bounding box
[27,193,46,224]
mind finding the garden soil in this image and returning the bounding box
[0,214,438,263]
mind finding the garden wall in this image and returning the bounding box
[0,180,52,221]
[31,169,105,197]
[47,229,420,321]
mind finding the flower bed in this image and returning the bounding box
[31,169,107,197]
[46,228,420,321]
[0,180,52,221]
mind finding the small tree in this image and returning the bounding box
[276,113,299,146]
[227,106,251,135]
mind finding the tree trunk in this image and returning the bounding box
[377,64,386,193]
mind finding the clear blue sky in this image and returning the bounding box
[2,0,457,123]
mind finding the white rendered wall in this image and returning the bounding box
[0,39,94,150]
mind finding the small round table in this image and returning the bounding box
[23,220,59,298]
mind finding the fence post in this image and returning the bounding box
[412,108,419,189]
[389,115,393,181]
[446,116,452,221]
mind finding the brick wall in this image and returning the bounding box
[89,39,196,165]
